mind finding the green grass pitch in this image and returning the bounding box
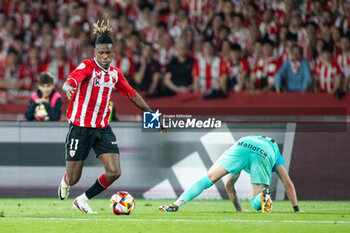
[0,199,349,233]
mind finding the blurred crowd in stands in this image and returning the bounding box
[0,0,349,99]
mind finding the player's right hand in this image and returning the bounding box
[62,82,76,100]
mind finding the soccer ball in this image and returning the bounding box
[34,104,49,121]
[110,191,135,215]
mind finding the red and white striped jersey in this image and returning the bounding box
[229,28,251,50]
[125,6,141,21]
[257,0,272,12]
[182,0,216,29]
[290,27,308,58]
[228,58,249,76]
[161,12,178,29]
[65,58,136,128]
[335,16,350,34]
[314,60,342,93]
[227,58,249,91]
[65,37,80,63]
[48,60,75,88]
[252,57,278,89]
[142,27,159,43]
[156,47,176,72]
[18,62,47,90]
[111,57,135,77]
[53,25,70,47]
[192,56,227,92]
[271,1,286,25]
[14,13,31,30]
[259,21,278,41]
[305,0,332,17]
[336,53,350,77]
[86,3,103,21]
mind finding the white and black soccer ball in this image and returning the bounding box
[110,191,135,215]
[34,104,49,121]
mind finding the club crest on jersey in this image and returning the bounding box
[69,150,76,157]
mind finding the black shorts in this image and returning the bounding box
[65,124,119,161]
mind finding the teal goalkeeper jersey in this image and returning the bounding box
[240,135,283,174]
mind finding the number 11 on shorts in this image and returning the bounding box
[70,139,79,150]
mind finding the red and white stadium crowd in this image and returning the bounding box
[0,0,350,99]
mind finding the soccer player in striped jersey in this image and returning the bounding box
[58,20,164,214]
[159,136,302,213]
[314,46,342,94]
[192,39,228,98]
[250,38,278,92]
[336,34,350,91]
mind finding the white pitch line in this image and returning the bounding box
[1,217,350,224]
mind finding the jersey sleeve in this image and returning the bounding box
[65,61,90,88]
[272,152,286,172]
[115,69,136,99]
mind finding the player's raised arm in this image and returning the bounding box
[276,164,303,212]
[225,172,248,212]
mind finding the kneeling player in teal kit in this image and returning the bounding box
[159,135,302,213]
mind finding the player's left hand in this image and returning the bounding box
[62,82,76,100]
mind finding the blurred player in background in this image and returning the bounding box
[159,135,302,213]
[25,71,62,121]
[58,20,164,214]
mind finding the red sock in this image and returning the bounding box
[85,173,112,199]
[63,172,68,185]
[98,173,111,188]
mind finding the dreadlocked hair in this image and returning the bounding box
[93,20,113,46]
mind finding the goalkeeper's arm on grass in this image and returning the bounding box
[225,166,303,212]
[276,164,303,212]
[225,172,249,212]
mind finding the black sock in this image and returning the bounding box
[85,179,106,199]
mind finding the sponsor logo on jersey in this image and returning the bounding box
[237,141,268,157]
[94,77,115,88]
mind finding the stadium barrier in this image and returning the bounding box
[0,121,348,200]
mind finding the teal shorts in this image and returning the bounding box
[217,136,278,186]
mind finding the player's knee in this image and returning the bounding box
[106,168,121,181]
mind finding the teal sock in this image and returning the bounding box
[250,193,262,210]
[178,176,213,204]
